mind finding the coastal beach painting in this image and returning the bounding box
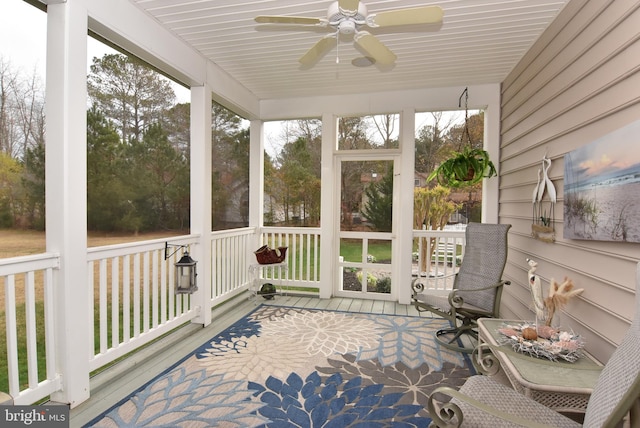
[564,119,640,242]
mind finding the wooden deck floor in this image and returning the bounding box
[70,293,433,427]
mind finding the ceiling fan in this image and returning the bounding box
[255,0,443,68]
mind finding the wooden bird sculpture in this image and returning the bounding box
[542,156,557,203]
[538,156,557,226]
[532,168,541,221]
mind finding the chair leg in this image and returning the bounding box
[436,326,466,343]
[434,319,479,354]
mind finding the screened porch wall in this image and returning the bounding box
[6,0,638,409]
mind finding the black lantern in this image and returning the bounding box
[165,243,198,294]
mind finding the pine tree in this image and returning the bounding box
[361,166,393,232]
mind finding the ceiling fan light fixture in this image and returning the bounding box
[339,20,357,35]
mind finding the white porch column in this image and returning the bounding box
[319,113,336,299]
[481,86,501,223]
[398,108,416,305]
[249,120,265,228]
[45,0,91,407]
[249,120,265,256]
[190,85,212,326]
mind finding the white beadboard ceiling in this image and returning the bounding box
[131,0,570,100]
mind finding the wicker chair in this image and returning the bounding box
[427,262,640,428]
[412,223,511,353]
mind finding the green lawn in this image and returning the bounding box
[340,239,392,263]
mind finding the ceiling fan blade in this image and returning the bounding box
[338,0,360,14]
[369,6,444,27]
[354,31,396,66]
[255,15,324,25]
[299,35,338,67]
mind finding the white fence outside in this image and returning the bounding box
[412,228,466,291]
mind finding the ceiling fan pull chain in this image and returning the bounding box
[335,35,341,78]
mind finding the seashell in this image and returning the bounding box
[499,328,519,337]
[536,325,556,339]
[555,340,581,351]
[558,331,573,342]
[522,327,538,340]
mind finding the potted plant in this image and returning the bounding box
[427,87,497,188]
[428,146,497,187]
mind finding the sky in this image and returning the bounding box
[0,0,189,102]
[1,0,47,77]
[565,119,640,185]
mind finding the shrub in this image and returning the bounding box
[376,277,391,293]
[356,271,377,289]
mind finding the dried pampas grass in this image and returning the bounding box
[544,277,584,326]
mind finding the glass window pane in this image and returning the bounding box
[342,267,362,292]
[86,41,192,237]
[414,110,484,225]
[370,269,391,294]
[0,0,47,250]
[340,238,362,262]
[338,114,399,150]
[367,239,391,264]
[211,102,249,230]
[263,119,322,227]
[340,160,393,232]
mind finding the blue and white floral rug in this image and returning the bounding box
[88,305,474,427]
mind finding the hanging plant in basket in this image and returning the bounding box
[428,146,497,187]
[428,88,497,188]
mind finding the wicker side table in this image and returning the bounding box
[477,318,603,415]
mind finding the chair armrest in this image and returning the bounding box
[470,343,501,376]
[427,385,554,428]
[411,277,424,294]
[448,280,510,308]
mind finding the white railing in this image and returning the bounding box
[87,235,200,372]
[412,228,466,291]
[0,226,459,406]
[0,253,61,404]
[210,227,254,303]
[259,227,321,295]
